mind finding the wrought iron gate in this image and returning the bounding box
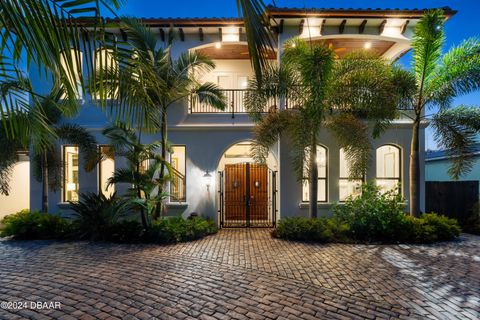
[218,163,277,227]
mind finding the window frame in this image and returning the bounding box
[169,145,187,203]
[375,144,402,194]
[62,144,79,202]
[302,144,328,203]
[338,148,364,202]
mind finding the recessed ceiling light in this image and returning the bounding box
[364,42,372,49]
[215,42,222,49]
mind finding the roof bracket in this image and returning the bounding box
[359,20,367,34]
[339,19,347,34]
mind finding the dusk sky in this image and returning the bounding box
[111,0,480,150]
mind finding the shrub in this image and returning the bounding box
[70,192,132,241]
[107,220,144,243]
[333,184,406,242]
[147,216,218,243]
[274,217,350,242]
[0,210,71,240]
[404,213,461,243]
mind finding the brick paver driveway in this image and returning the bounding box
[0,229,479,320]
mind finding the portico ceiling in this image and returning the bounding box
[311,38,396,58]
[196,43,277,60]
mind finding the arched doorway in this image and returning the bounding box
[217,141,278,227]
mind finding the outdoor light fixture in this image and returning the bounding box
[203,170,212,191]
[215,42,222,49]
[364,42,372,49]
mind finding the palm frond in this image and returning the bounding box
[411,9,445,104]
[432,105,480,179]
[236,0,276,84]
[56,124,99,171]
[0,0,123,136]
[191,82,227,111]
[325,114,371,179]
[427,38,480,108]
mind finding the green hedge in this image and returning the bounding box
[0,210,72,240]
[275,184,461,244]
[275,213,460,244]
[146,216,218,243]
[0,210,217,243]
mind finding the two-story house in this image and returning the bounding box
[0,6,456,227]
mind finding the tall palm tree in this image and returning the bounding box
[103,126,171,229]
[246,38,410,218]
[92,17,227,217]
[400,10,480,216]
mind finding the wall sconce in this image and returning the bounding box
[203,170,212,191]
[254,181,260,188]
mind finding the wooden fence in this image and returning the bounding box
[425,181,479,224]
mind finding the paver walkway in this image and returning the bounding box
[0,229,478,319]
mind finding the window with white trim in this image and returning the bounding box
[170,145,186,202]
[99,146,115,198]
[302,145,328,202]
[63,145,79,202]
[376,145,401,194]
[339,148,363,201]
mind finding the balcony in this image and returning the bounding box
[189,89,278,117]
[189,89,306,117]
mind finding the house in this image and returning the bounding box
[0,6,456,226]
[426,143,480,198]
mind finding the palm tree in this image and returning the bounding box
[246,38,410,218]
[400,10,480,216]
[0,0,122,143]
[0,86,98,213]
[92,17,227,217]
[103,126,171,229]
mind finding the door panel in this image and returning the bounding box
[249,164,268,223]
[224,164,246,224]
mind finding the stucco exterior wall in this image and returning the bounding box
[0,160,30,218]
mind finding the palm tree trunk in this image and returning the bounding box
[309,142,318,218]
[136,161,148,229]
[155,108,168,219]
[41,151,49,213]
[409,118,421,217]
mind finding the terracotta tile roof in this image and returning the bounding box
[93,6,455,27]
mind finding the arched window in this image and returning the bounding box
[376,145,401,194]
[94,48,118,99]
[339,148,363,201]
[60,49,83,99]
[302,145,328,202]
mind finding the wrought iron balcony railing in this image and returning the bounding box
[189,89,279,117]
[188,88,409,117]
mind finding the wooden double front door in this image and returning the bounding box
[222,163,271,227]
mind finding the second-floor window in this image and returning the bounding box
[94,48,118,99]
[60,49,83,99]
